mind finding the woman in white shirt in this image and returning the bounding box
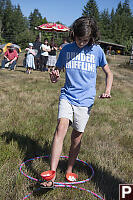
[40,38,51,71]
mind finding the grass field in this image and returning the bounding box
[0,53,133,200]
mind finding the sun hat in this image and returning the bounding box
[29,43,33,47]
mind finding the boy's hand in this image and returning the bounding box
[99,93,111,98]
[49,69,60,83]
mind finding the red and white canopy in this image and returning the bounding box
[36,23,70,32]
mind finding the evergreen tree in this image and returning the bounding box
[16,29,35,48]
[0,0,132,54]
[123,0,132,16]
[111,0,133,45]
[99,9,111,41]
[1,1,29,44]
[116,1,123,15]
[124,35,133,55]
[41,17,48,25]
[82,0,99,21]
[1,0,31,46]
[11,5,28,43]
[0,0,6,18]
[1,0,14,41]
[110,8,115,20]
[29,9,42,31]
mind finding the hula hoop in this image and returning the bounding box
[20,155,105,200]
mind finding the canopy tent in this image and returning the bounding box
[35,23,70,42]
[36,23,70,32]
[0,43,21,55]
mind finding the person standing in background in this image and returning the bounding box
[40,38,51,72]
[33,36,42,70]
[47,38,58,70]
[25,43,36,74]
[59,37,69,50]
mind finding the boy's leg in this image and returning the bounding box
[41,118,69,187]
[66,105,91,173]
[66,129,83,173]
[50,118,69,171]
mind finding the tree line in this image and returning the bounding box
[0,0,133,54]
[82,0,133,54]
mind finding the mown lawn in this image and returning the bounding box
[0,54,133,200]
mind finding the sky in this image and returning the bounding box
[11,0,133,26]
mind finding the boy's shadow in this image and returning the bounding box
[1,131,124,200]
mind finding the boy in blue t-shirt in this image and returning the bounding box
[41,16,113,187]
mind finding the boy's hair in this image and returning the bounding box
[70,16,100,45]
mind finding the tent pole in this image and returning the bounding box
[39,31,41,42]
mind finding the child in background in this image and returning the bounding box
[42,16,113,187]
[25,43,36,74]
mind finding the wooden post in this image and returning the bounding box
[39,31,41,42]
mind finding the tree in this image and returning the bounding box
[82,0,99,21]
[116,1,123,15]
[111,0,133,45]
[41,17,48,25]
[123,0,132,16]
[29,9,42,31]
[1,1,29,44]
[99,9,111,41]
[0,0,6,18]
[1,0,14,41]
[16,29,35,48]
[11,5,28,43]
[124,36,133,55]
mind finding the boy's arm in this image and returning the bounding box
[99,64,113,98]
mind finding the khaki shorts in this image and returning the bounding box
[58,99,91,132]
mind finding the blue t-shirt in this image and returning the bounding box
[56,42,107,107]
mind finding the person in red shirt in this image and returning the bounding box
[1,45,18,70]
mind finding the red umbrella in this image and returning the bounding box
[36,23,70,32]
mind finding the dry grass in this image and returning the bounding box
[0,53,133,200]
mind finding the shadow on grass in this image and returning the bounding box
[1,131,124,200]
[92,164,124,200]
[15,66,42,73]
[1,131,52,197]
[73,160,123,200]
